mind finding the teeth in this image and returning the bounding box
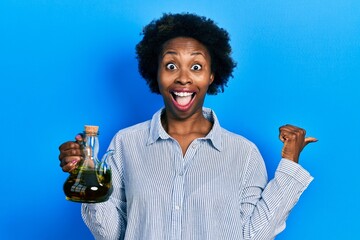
[173,92,193,97]
[172,91,194,106]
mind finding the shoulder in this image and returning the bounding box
[219,128,266,178]
[220,128,258,150]
[112,120,151,140]
[205,107,258,152]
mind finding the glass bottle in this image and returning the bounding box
[63,125,113,203]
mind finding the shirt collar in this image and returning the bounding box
[147,107,223,151]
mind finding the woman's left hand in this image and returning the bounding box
[279,124,317,163]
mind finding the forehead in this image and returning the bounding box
[160,37,210,55]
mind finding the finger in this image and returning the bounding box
[60,156,82,166]
[61,160,78,172]
[60,156,82,171]
[59,141,81,152]
[58,147,83,161]
[59,133,83,151]
[280,124,306,134]
[75,134,84,143]
[280,125,307,142]
[279,127,291,142]
[279,129,296,143]
[280,124,301,131]
[279,133,288,143]
[304,137,318,146]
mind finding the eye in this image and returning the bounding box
[166,63,177,70]
[191,64,202,71]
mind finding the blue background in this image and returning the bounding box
[1,0,359,239]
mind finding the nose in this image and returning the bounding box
[176,69,192,85]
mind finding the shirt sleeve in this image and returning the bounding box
[81,136,127,240]
[240,146,313,240]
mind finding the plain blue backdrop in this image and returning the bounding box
[1,0,359,239]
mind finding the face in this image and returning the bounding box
[157,37,214,120]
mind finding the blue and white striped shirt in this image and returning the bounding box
[82,108,313,240]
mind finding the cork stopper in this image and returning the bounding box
[84,125,99,135]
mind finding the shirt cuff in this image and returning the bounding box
[276,158,314,188]
[82,202,96,208]
[81,203,104,219]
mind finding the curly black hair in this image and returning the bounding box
[135,13,236,95]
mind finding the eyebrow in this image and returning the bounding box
[191,51,206,57]
[162,51,177,57]
[161,51,206,58]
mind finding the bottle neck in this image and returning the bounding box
[83,133,99,161]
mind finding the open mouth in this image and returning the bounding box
[171,91,196,107]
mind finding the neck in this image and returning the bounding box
[161,110,212,136]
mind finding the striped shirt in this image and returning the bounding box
[82,108,313,240]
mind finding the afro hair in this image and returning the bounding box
[136,13,236,95]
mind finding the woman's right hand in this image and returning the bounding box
[58,135,83,172]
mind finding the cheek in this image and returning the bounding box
[197,73,214,87]
[157,78,164,92]
[157,73,169,93]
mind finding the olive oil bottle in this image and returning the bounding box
[63,125,113,203]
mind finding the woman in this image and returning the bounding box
[59,13,317,239]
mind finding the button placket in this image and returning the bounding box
[170,139,201,240]
[170,145,186,239]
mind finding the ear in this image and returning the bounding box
[209,73,214,85]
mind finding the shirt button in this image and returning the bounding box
[192,144,197,148]
[175,205,180,210]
